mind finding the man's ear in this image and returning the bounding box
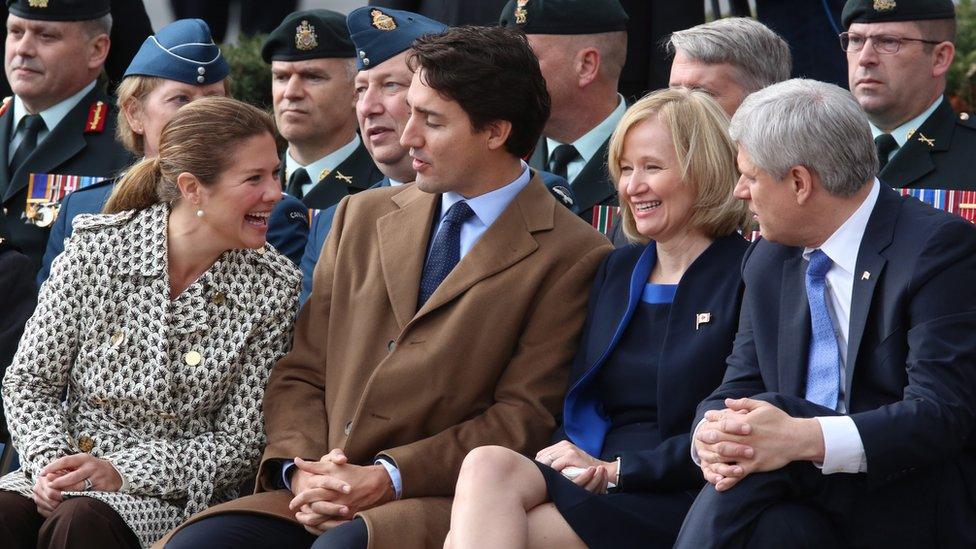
[576,47,601,88]
[176,172,204,206]
[484,119,513,151]
[932,41,955,78]
[87,33,110,71]
[790,165,816,205]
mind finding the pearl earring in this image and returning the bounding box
[196,209,204,218]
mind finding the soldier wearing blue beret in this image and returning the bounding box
[36,19,312,286]
[841,0,976,190]
[1,0,131,273]
[262,10,383,211]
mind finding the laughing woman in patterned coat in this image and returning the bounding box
[0,97,301,549]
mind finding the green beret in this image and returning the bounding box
[499,0,628,35]
[261,9,355,63]
[842,0,956,29]
[6,0,109,21]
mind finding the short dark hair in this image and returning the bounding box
[409,26,550,158]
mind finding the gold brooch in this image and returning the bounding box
[295,20,318,51]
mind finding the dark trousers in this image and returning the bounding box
[165,513,369,549]
[674,393,945,549]
[0,491,139,549]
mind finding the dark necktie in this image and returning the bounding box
[548,143,580,180]
[874,133,898,172]
[9,114,46,177]
[418,200,475,309]
[804,249,840,410]
[285,167,310,199]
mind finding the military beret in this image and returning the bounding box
[842,0,956,29]
[261,9,355,63]
[6,0,109,21]
[124,19,229,86]
[499,0,628,35]
[346,7,447,70]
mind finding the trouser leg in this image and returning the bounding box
[38,496,140,549]
[0,491,43,549]
[312,517,369,549]
[165,513,316,549]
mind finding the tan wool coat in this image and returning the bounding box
[164,176,612,548]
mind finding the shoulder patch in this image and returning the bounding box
[85,101,107,133]
[72,209,137,232]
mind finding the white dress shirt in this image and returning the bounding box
[870,96,942,165]
[546,94,626,184]
[8,80,97,159]
[284,134,361,196]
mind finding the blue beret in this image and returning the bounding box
[7,0,109,21]
[124,19,229,86]
[346,7,447,70]
[262,10,355,63]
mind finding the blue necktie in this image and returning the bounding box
[418,201,474,309]
[804,249,841,410]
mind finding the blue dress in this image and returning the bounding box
[535,283,695,549]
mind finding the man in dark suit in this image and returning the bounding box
[843,0,976,190]
[674,77,976,548]
[1,0,131,273]
[500,0,628,232]
[263,10,383,211]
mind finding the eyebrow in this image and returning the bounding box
[413,105,440,118]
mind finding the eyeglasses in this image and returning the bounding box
[839,32,943,54]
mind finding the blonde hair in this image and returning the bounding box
[608,88,749,244]
[115,75,231,155]
[104,97,275,214]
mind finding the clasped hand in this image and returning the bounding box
[32,453,123,517]
[535,440,617,494]
[288,448,394,536]
[694,398,823,492]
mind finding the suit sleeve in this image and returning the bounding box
[851,219,976,487]
[616,431,704,492]
[267,197,309,267]
[256,198,351,491]
[381,243,612,499]
[299,206,336,305]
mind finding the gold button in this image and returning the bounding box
[158,411,177,420]
[256,247,266,255]
[184,350,202,366]
[78,435,94,453]
[212,292,226,305]
[110,331,124,348]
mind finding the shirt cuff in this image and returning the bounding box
[281,460,296,491]
[690,418,707,466]
[375,457,402,500]
[814,415,867,474]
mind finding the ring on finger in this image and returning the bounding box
[82,478,93,491]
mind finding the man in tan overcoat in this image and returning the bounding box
[162,23,612,549]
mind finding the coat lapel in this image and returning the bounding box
[570,137,616,214]
[415,177,553,319]
[880,98,953,189]
[376,186,437,329]
[778,254,810,397]
[0,103,13,199]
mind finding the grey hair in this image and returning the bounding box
[80,13,112,38]
[668,17,791,93]
[729,78,877,197]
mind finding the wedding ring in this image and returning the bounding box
[83,478,93,491]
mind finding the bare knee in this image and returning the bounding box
[456,445,525,496]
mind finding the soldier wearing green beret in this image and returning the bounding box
[263,10,383,210]
[842,0,976,190]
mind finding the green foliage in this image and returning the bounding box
[950,0,976,109]
[221,34,272,111]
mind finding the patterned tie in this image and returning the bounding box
[9,114,45,177]
[874,133,898,171]
[548,143,580,180]
[804,249,841,410]
[285,167,310,199]
[418,200,474,309]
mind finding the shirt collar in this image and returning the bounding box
[12,79,97,135]
[803,178,881,275]
[285,133,360,181]
[546,94,626,164]
[388,178,405,187]
[870,96,943,147]
[439,161,531,228]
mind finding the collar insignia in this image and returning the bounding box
[335,172,353,185]
[917,133,935,147]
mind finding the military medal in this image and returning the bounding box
[370,9,397,31]
[591,205,619,238]
[899,187,976,224]
[25,173,109,226]
[295,20,318,51]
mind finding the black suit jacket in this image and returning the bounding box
[0,86,132,273]
[881,98,976,191]
[0,224,36,440]
[279,140,383,210]
[529,137,617,224]
[697,186,976,540]
[557,233,747,492]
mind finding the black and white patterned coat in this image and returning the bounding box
[0,202,300,547]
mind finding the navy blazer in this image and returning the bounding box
[559,232,747,492]
[38,179,309,285]
[697,186,976,541]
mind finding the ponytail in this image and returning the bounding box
[103,157,165,214]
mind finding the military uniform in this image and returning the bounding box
[278,141,384,210]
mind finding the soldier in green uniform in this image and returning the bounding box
[1,0,131,273]
[842,0,976,190]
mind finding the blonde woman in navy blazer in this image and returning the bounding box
[445,89,750,549]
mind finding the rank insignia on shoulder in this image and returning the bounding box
[86,101,106,133]
[0,97,11,118]
[25,172,109,227]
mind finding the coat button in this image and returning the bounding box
[158,411,177,420]
[110,331,125,348]
[387,340,396,353]
[78,435,94,453]
[212,291,226,305]
[184,351,202,366]
[344,421,352,435]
